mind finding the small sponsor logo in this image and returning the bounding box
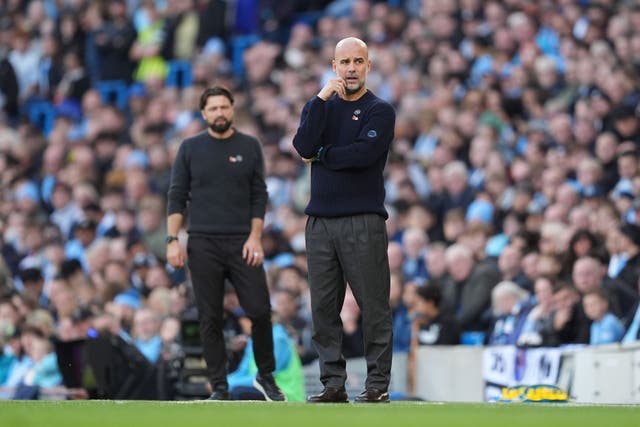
[498,385,569,403]
[367,130,377,138]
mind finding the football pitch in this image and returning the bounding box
[1,401,639,427]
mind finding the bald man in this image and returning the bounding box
[293,37,396,403]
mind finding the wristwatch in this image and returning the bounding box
[166,235,179,244]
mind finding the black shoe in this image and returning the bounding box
[354,388,390,403]
[207,388,231,401]
[307,387,349,403]
[253,373,286,401]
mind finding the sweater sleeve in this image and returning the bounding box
[320,102,395,170]
[292,97,327,159]
[167,141,190,215]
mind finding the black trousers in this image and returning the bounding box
[305,214,393,391]
[187,235,275,389]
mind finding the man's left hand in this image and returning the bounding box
[243,238,264,267]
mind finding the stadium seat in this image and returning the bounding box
[95,80,129,110]
[166,60,193,88]
[26,101,56,136]
[231,34,260,78]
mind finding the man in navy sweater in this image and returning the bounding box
[293,37,396,403]
[166,86,285,401]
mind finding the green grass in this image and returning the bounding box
[1,401,639,427]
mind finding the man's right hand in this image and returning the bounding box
[317,77,346,100]
[166,240,184,268]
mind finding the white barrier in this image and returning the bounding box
[414,346,484,402]
[570,343,639,404]
[411,342,640,403]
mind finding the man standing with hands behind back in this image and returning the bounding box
[166,86,285,402]
[293,37,396,403]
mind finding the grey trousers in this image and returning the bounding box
[305,214,393,391]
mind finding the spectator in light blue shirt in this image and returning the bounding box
[584,289,625,345]
[64,219,98,273]
[132,308,162,364]
[3,327,62,400]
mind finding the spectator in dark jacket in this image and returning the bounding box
[94,0,136,83]
[441,244,500,332]
[0,58,18,120]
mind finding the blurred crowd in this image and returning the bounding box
[2,0,640,399]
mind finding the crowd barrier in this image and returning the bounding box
[411,343,640,403]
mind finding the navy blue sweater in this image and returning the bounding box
[167,130,267,235]
[292,91,395,218]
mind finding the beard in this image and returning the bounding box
[345,85,362,96]
[344,77,363,95]
[209,118,232,134]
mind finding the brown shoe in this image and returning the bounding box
[354,388,390,403]
[307,387,349,403]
